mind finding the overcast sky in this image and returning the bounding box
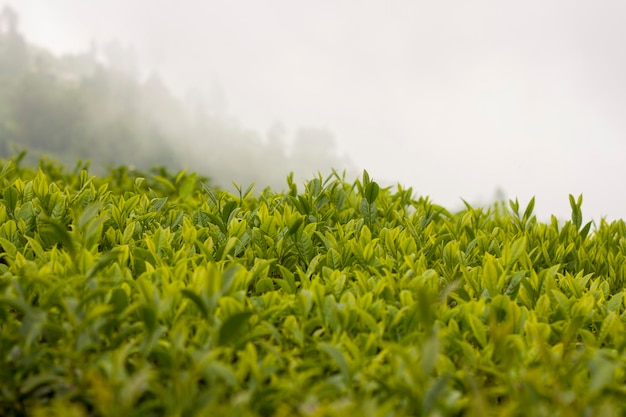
[11,0,626,222]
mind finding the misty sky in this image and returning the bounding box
[12,1,626,222]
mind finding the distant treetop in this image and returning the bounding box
[0,5,19,35]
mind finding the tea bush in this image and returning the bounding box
[1,157,625,416]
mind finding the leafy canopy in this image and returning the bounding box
[0,157,625,416]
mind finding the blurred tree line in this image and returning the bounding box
[0,5,352,190]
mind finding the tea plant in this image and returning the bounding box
[0,156,625,416]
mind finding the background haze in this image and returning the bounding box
[12,0,626,222]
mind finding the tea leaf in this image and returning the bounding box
[218,311,252,346]
[364,181,380,204]
[3,186,18,215]
[318,342,351,381]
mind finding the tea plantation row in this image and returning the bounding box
[1,157,626,416]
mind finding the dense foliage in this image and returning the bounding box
[1,156,626,416]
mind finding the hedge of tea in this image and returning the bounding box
[1,158,626,416]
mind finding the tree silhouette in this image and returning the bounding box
[0,5,19,35]
[0,9,354,188]
[0,5,27,78]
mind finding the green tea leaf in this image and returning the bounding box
[295,231,314,264]
[319,342,351,380]
[467,315,487,348]
[181,289,209,319]
[359,199,377,227]
[218,311,252,346]
[3,186,18,215]
[364,181,380,204]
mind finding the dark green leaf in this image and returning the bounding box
[181,289,209,319]
[3,186,18,215]
[218,311,252,346]
[364,181,380,204]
